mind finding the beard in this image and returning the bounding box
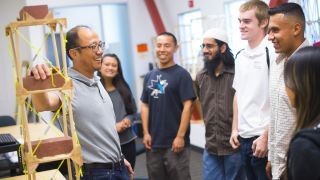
[203,51,222,74]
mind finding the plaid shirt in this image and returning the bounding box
[268,40,309,179]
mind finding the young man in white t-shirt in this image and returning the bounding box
[229,1,275,179]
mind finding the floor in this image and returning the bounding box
[134,146,203,180]
[0,146,204,180]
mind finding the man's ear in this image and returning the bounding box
[69,49,78,60]
[174,43,179,52]
[220,44,227,53]
[293,22,302,37]
[260,18,269,30]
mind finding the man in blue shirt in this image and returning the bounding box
[140,32,196,180]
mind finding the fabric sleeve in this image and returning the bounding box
[232,57,240,91]
[140,72,151,103]
[125,114,135,122]
[288,137,320,180]
[125,94,137,122]
[179,71,196,102]
[194,73,200,98]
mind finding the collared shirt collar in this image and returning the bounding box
[243,37,269,58]
[276,39,309,64]
[68,68,100,87]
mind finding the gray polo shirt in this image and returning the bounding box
[68,68,122,163]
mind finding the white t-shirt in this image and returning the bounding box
[233,37,276,138]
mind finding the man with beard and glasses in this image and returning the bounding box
[229,1,276,180]
[195,28,244,180]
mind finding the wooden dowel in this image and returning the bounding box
[59,24,68,76]
[50,26,61,68]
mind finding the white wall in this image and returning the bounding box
[155,0,272,33]
[0,0,30,117]
[155,0,226,33]
[127,0,155,105]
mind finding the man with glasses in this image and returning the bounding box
[30,25,133,179]
[229,1,276,179]
[195,28,244,180]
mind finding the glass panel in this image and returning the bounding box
[301,0,320,43]
[49,5,103,68]
[101,4,136,95]
[178,10,203,77]
[225,0,246,54]
[48,4,135,94]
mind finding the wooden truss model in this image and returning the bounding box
[5,5,82,180]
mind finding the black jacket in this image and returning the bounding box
[287,125,320,180]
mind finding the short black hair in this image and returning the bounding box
[268,3,305,31]
[157,32,178,45]
[65,25,92,59]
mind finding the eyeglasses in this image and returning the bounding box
[73,41,106,52]
[200,43,217,49]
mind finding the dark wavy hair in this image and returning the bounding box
[284,46,320,131]
[216,39,235,67]
[98,54,136,114]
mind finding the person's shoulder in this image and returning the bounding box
[291,127,320,149]
[144,69,158,78]
[176,64,190,73]
[235,48,245,60]
[196,68,207,76]
[67,68,77,78]
[195,69,207,81]
[174,64,185,70]
[289,127,320,179]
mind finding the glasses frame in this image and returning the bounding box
[200,43,218,49]
[73,41,106,52]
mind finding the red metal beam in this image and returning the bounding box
[144,0,166,35]
[269,0,288,8]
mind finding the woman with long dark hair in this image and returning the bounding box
[284,46,320,180]
[98,53,137,168]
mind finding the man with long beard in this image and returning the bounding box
[195,28,244,180]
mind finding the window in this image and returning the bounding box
[225,0,246,54]
[177,10,203,78]
[49,4,135,95]
[301,0,320,44]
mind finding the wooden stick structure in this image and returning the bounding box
[5,5,83,180]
